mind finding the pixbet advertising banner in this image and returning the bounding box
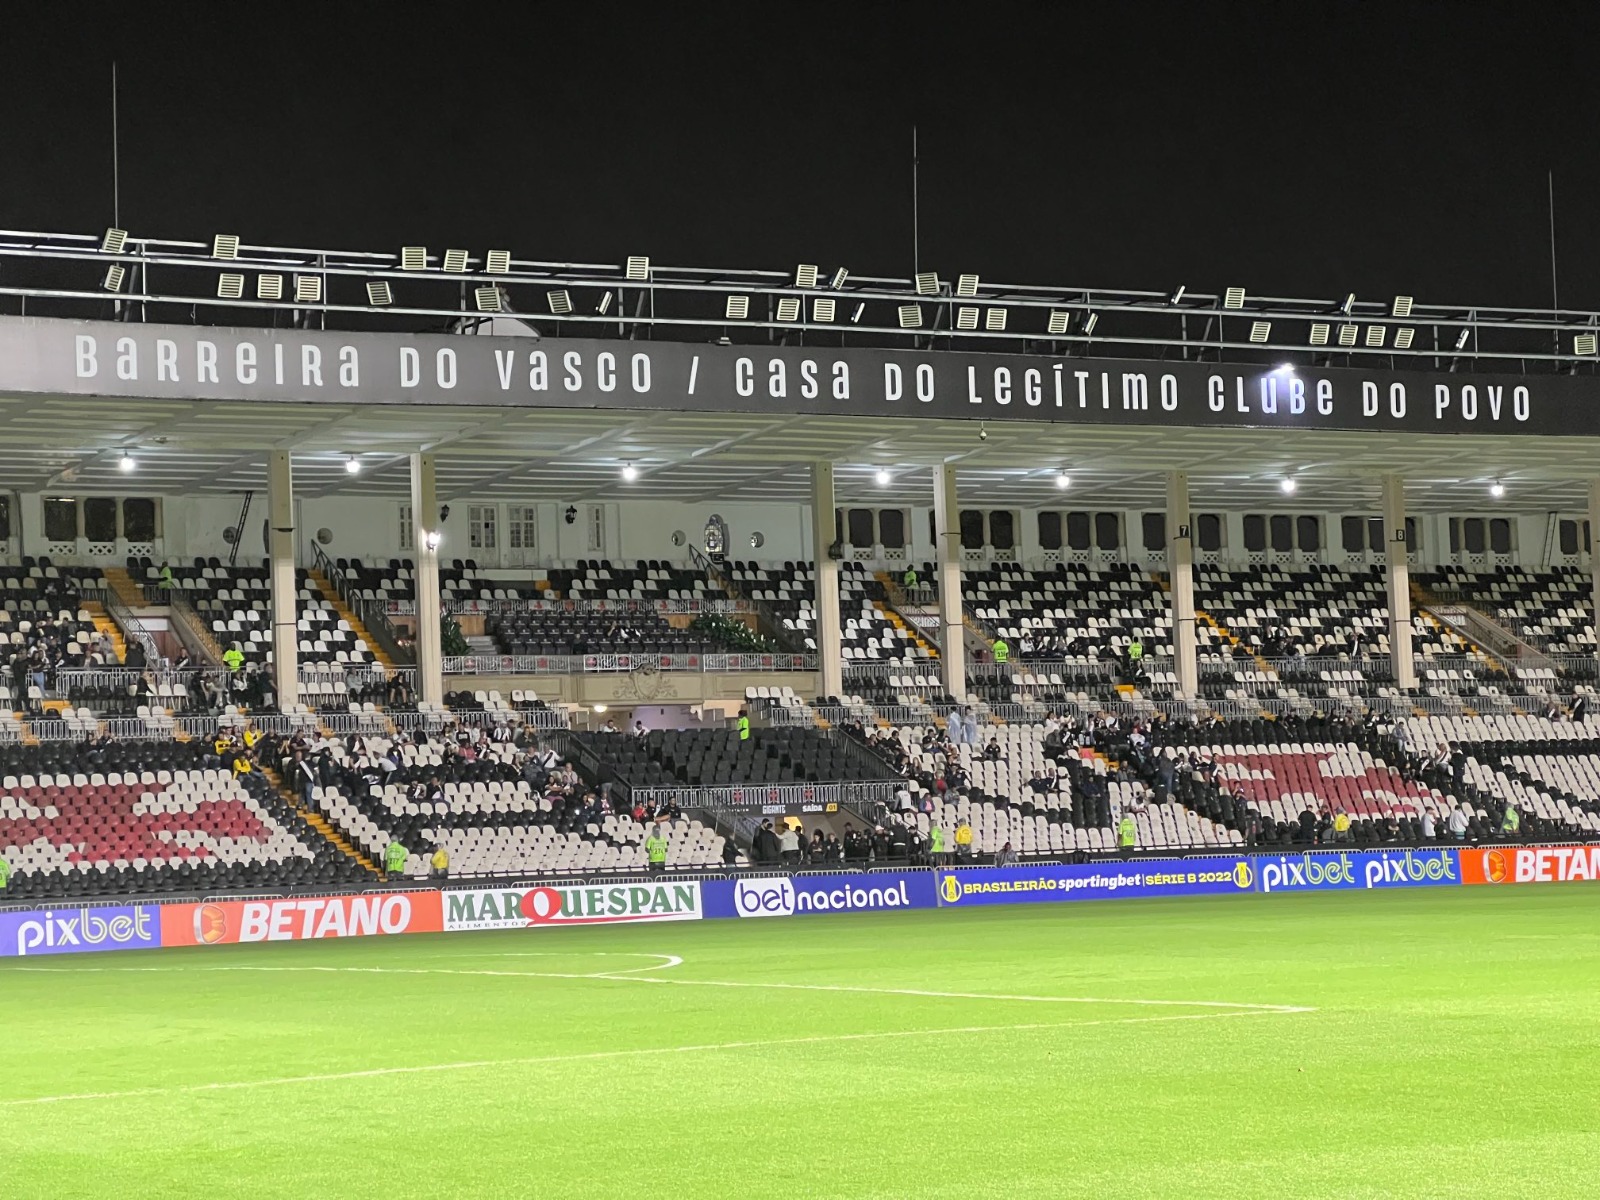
[160,891,443,947]
[705,872,938,920]
[1460,844,1600,886]
[0,904,162,957]
[936,858,1256,907]
[1254,849,1461,895]
[441,881,704,931]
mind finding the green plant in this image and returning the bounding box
[441,615,469,657]
[690,613,775,653]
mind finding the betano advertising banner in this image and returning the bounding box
[936,858,1256,906]
[706,871,938,920]
[0,904,162,957]
[441,881,703,931]
[1255,848,1461,894]
[1460,844,1600,885]
[160,891,443,947]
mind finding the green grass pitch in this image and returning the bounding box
[5,886,1600,1198]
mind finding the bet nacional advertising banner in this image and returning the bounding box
[1254,848,1462,894]
[160,891,443,947]
[1460,844,1600,886]
[935,858,1256,906]
[0,904,163,957]
[705,871,938,920]
[441,881,704,931]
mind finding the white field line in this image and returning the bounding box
[1,1008,1308,1109]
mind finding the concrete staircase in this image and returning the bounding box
[79,600,127,664]
[872,572,939,657]
[102,566,148,609]
[308,568,395,669]
[262,765,381,876]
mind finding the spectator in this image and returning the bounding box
[645,822,669,874]
[1420,809,1436,842]
[809,829,827,863]
[1447,804,1470,840]
[994,842,1018,867]
[778,822,801,867]
[753,819,781,865]
[1331,809,1352,844]
[722,836,740,867]
[954,819,973,862]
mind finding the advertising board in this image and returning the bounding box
[936,859,1255,906]
[704,872,938,920]
[1460,844,1600,885]
[0,904,162,957]
[1255,848,1461,894]
[441,881,703,931]
[160,891,443,947]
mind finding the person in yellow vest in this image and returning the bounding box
[242,726,262,751]
[737,709,751,741]
[1331,809,1352,844]
[903,566,919,591]
[954,819,974,863]
[430,844,450,880]
[232,754,254,779]
[1118,812,1137,859]
[222,645,245,673]
[992,638,1009,665]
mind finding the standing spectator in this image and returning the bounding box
[994,842,1019,868]
[1331,809,1352,844]
[430,844,450,880]
[645,822,669,874]
[1420,809,1436,842]
[753,819,780,865]
[954,819,974,862]
[778,822,800,868]
[1447,804,1470,840]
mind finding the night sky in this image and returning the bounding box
[4,3,1598,312]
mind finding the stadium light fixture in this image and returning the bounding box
[485,250,511,275]
[366,281,393,307]
[794,264,819,289]
[1309,323,1331,346]
[217,273,245,300]
[1223,287,1246,310]
[547,289,573,315]
[473,286,503,313]
[1490,480,1506,499]
[443,249,469,273]
[956,307,979,331]
[985,308,1007,331]
[851,302,867,324]
[294,275,322,304]
[830,267,849,290]
[875,468,892,487]
[1056,471,1071,490]
[914,272,939,296]
[776,297,801,322]
[1082,312,1098,335]
[1276,363,1295,373]
[119,451,136,472]
[1576,333,1598,356]
[812,298,836,323]
[1337,325,1359,347]
[212,234,240,261]
[424,530,442,551]
[1394,328,1415,350]
[1280,476,1297,495]
[1249,321,1271,343]
[1169,286,1186,306]
[625,256,650,281]
[596,292,613,316]
[621,463,639,482]
[1341,293,1356,315]
[725,295,749,321]
[956,274,979,297]
[100,227,127,254]
[257,274,284,301]
[1391,295,1413,317]
[1047,311,1070,335]
[102,264,125,292]
[1455,328,1471,351]
[898,304,923,329]
[1365,325,1386,348]
[345,455,362,475]
[400,246,427,271]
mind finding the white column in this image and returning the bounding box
[934,463,968,702]
[267,450,299,708]
[1589,480,1600,683]
[1166,471,1198,701]
[411,453,444,707]
[810,463,844,700]
[1383,474,1417,690]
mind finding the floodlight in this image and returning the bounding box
[212,234,240,260]
[914,272,939,296]
[547,289,573,315]
[485,250,511,274]
[443,249,469,273]
[1280,477,1297,494]
[474,286,502,313]
[794,264,819,289]
[1047,311,1071,335]
[294,275,322,303]
[1337,325,1359,347]
[1249,321,1271,343]
[621,463,639,482]
[1223,287,1245,309]
[776,297,801,322]
[851,302,867,324]
[100,228,127,254]
[367,281,393,306]
[1391,295,1413,317]
[102,264,125,292]
[985,308,1007,331]
[424,530,442,551]
[1455,328,1471,351]
[1341,293,1356,315]
[1308,323,1330,346]
[626,256,650,281]
[1365,325,1386,348]
[1169,286,1186,305]
[596,292,613,316]
[257,274,284,301]
[217,273,245,300]
[875,468,892,486]
[1081,312,1098,335]
[400,246,427,271]
[1394,327,1415,350]
[1489,481,1506,499]
[345,456,362,475]
[725,295,749,321]
[1056,471,1071,490]
[812,298,836,323]
[956,307,979,331]
[898,304,923,329]
[119,451,136,472]
[1576,333,1599,356]
[956,274,979,297]
[830,267,849,290]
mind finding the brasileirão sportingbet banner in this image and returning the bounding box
[935,858,1257,906]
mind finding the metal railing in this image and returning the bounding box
[381,595,753,617]
[441,651,815,675]
[630,780,902,813]
[312,544,414,666]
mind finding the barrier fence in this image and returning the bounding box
[441,651,815,674]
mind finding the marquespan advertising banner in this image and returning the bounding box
[441,881,704,931]
[936,858,1256,907]
[160,891,443,947]
[1254,848,1461,895]
[0,314,1582,438]
[0,904,163,957]
[704,872,938,920]
[1460,845,1600,886]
